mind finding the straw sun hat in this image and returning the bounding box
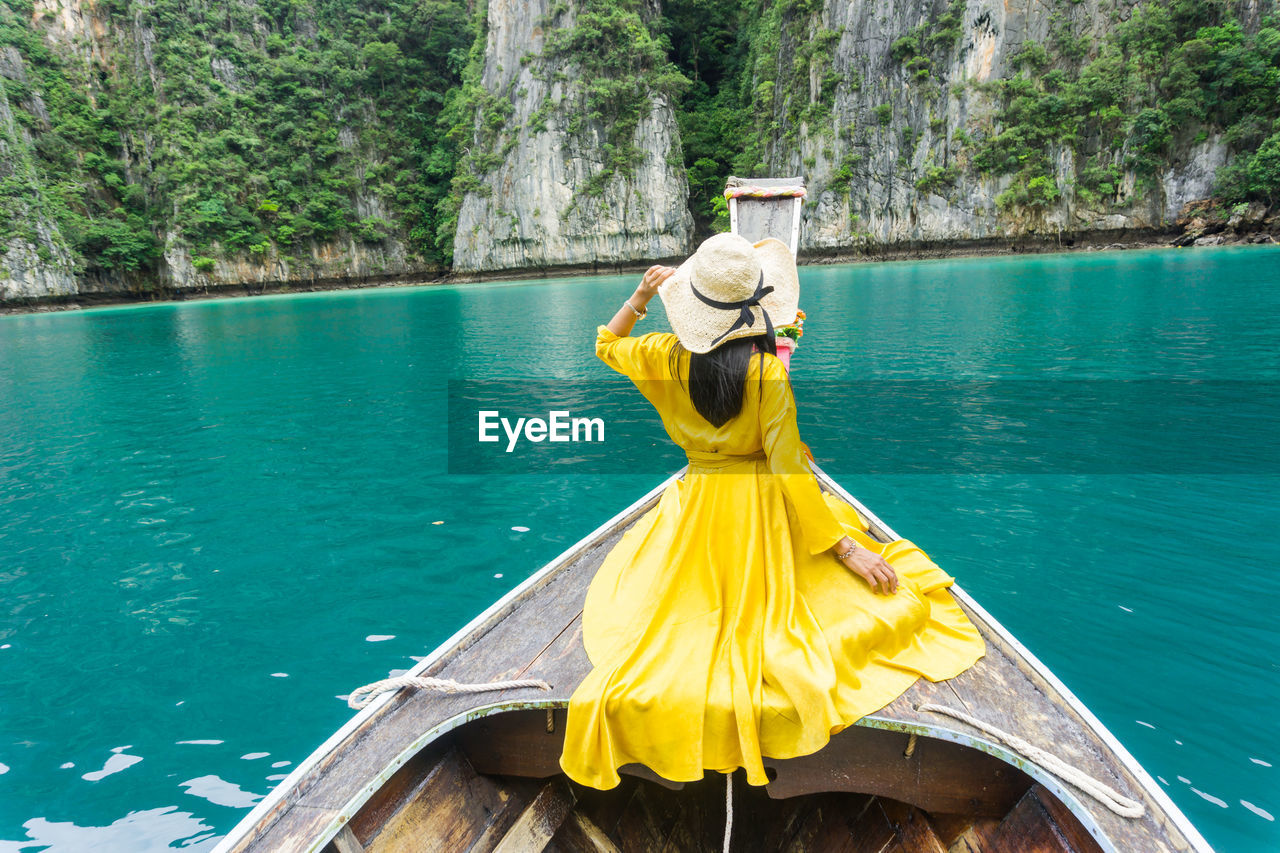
[658,233,799,354]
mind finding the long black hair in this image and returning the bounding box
[668,333,778,427]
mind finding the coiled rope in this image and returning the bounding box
[347,675,551,710]
[919,703,1145,818]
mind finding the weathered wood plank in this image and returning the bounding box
[973,785,1094,853]
[610,778,705,853]
[329,826,364,853]
[458,708,568,779]
[490,780,578,853]
[496,615,590,702]
[947,816,1004,853]
[922,812,977,848]
[228,803,334,853]
[460,704,1031,817]
[725,175,805,251]
[363,748,526,853]
[831,797,898,853]
[814,469,1197,849]
[735,197,798,247]
[230,470,1200,853]
[294,537,615,817]
[551,811,623,853]
[568,776,642,843]
[345,743,447,845]
[776,794,875,853]
[236,522,635,852]
[763,725,1032,816]
[1026,785,1107,853]
[746,789,824,852]
[879,799,949,853]
[430,557,597,687]
[879,597,1170,853]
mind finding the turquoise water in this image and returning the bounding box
[1,246,1277,851]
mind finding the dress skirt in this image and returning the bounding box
[558,456,986,790]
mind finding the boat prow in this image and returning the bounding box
[212,468,1213,853]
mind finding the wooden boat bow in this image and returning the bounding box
[213,468,1212,853]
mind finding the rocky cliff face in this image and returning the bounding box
[3,0,441,303]
[0,40,78,299]
[2,0,1272,301]
[156,233,417,290]
[451,0,693,273]
[762,0,1227,252]
[452,0,1267,270]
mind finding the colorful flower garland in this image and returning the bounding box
[775,309,806,343]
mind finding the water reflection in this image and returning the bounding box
[0,807,216,853]
[178,776,263,809]
[1240,801,1274,821]
[80,747,142,783]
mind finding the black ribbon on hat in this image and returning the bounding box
[690,272,774,346]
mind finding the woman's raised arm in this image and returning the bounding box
[606,265,675,337]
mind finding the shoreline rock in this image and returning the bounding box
[5,225,1275,316]
[1172,200,1276,247]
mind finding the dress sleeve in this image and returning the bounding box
[758,355,847,555]
[595,326,675,381]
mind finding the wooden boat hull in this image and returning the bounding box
[330,732,1095,852]
[212,467,1212,853]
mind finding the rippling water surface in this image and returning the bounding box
[1,246,1277,851]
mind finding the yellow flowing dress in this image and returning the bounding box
[559,327,985,790]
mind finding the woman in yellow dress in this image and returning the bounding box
[559,233,985,791]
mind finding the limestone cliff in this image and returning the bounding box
[451,0,693,273]
[2,0,449,303]
[751,0,1251,252]
[2,0,1275,302]
[1,42,78,299]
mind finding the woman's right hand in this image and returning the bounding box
[836,538,898,594]
[635,265,675,301]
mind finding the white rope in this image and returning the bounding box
[723,771,734,853]
[347,675,551,710]
[919,703,1146,818]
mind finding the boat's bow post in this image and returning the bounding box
[724,175,807,257]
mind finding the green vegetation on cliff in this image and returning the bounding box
[1,0,158,273]
[546,0,689,193]
[2,0,474,279]
[663,0,840,233]
[664,0,754,233]
[971,0,1280,213]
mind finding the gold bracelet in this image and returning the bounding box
[835,544,859,561]
[624,299,646,319]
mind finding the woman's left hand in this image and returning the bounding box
[840,546,899,594]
